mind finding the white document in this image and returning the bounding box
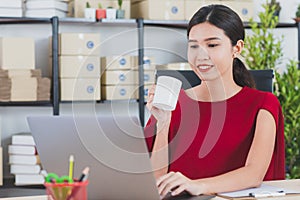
[218,183,300,198]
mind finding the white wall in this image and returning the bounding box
[1,0,300,179]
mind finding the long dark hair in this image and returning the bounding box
[187,4,256,88]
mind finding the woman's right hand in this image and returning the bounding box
[146,84,172,132]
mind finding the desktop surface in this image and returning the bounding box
[0,187,45,198]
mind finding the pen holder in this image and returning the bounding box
[44,181,88,200]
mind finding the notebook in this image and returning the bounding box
[27,115,214,200]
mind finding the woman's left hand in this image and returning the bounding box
[156,171,203,197]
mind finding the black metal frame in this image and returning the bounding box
[0,18,298,124]
[0,17,59,115]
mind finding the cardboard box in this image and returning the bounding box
[102,70,137,85]
[101,55,132,71]
[130,56,156,70]
[142,84,152,102]
[60,56,100,78]
[131,0,184,20]
[101,85,137,100]
[141,70,155,84]
[0,37,35,69]
[68,0,131,19]
[185,0,254,22]
[60,78,101,101]
[11,78,37,101]
[156,62,191,70]
[59,33,100,56]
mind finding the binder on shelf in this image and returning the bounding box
[10,164,41,174]
[15,174,44,186]
[8,145,37,155]
[11,133,35,146]
[9,155,41,165]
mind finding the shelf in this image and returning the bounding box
[0,17,298,121]
[0,16,59,115]
[144,20,297,29]
[59,17,137,25]
[0,17,297,27]
[0,101,52,107]
[144,19,189,28]
[0,17,52,24]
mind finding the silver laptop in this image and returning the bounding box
[27,115,214,200]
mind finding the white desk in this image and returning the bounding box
[0,179,299,200]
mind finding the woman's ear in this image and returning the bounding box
[233,39,244,55]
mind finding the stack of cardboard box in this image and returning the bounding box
[0,37,51,102]
[131,0,254,22]
[101,55,137,100]
[55,33,101,101]
[131,56,156,101]
[101,56,156,101]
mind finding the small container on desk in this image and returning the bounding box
[44,180,88,200]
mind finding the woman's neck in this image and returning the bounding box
[186,79,242,102]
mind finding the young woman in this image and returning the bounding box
[144,4,285,197]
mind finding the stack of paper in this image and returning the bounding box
[0,69,51,101]
[37,77,51,101]
[0,0,23,17]
[8,133,44,186]
[0,36,51,102]
[25,0,68,18]
[218,183,300,199]
[0,78,11,101]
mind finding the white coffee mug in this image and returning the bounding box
[152,76,182,111]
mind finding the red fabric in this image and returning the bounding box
[144,87,285,180]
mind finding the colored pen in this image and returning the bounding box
[78,167,90,182]
[69,155,74,180]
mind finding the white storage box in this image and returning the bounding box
[185,0,254,22]
[59,56,100,78]
[60,78,101,101]
[0,0,22,8]
[25,9,67,18]
[101,85,137,100]
[0,37,35,69]
[131,0,184,20]
[26,0,68,11]
[25,0,68,18]
[0,8,22,17]
[101,55,132,71]
[68,0,131,19]
[59,33,100,56]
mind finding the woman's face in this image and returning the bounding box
[188,22,237,82]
